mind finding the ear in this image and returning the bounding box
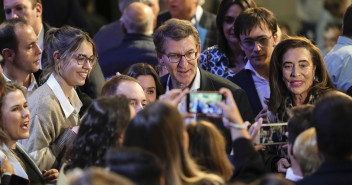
[157,52,164,65]
[272,32,278,46]
[2,48,15,63]
[288,143,295,159]
[196,44,201,60]
[34,2,42,18]
[53,51,61,64]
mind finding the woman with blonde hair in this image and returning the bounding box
[187,120,233,180]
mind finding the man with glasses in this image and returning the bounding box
[155,18,253,153]
[231,7,278,121]
[0,18,41,97]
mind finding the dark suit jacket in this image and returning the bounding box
[93,20,124,56]
[156,10,217,51]
[231,69,263,117]
[161,68,254,153]
[297,160,352,185]
[99,33,159,78]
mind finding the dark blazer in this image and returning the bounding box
[161,69,254,153]
[99,33,159,78]
[93,20,124,56]
[231,69,263,117]
[297,160,352,185]
[156,10,217,51]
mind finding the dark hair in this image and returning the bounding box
[186,120,233,180]
[64,95,131,170]
[216,0,256,56]
[0,19,28,54]
[343,4,352,37]
[124,63,165,99]
[123,102,223,185]
[234,7,277,40]
[313,91,352,160]
[101,74,138,96]
[106,147,163,185]
[153,18,200,54]
[43,25,96,81]
[267,37,335,115]
[287,104,314,145]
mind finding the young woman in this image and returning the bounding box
[20,26,97,170]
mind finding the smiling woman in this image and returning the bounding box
[20,26,97,170]
[0,82,58,184]
[267,37,335,122]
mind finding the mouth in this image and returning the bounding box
[79,72,88,79]
[290,80,303,87]
[178,69,190,74]
[20,121,29,130]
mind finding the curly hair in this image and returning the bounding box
[64,95,131,170]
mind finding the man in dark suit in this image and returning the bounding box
[154,19,253,152]
[297,91,352,185]
[156,0,217,51]
[99,2,158,78]
[231,7,279,119]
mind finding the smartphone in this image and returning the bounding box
[186,91,224,115]
[255,123,288,145]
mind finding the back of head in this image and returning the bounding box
[153,18,200,53]
[106,147,163,185]
[234,7,277,40]
[313,91,352,160]
[121,2,154,35]
[118,0,156,13]
[43,26,96,81]
[101,74,138,96]
[70,167,135,185]
[0,19,27,54]
[293,128,321,177]
[343,4,352,37]
[65,95,131,170]
[186,120,233,180]
[287,104,314,145]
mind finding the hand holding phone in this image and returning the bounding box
[187,91,224,115]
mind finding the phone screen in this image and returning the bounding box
[255,123,288,145]
[187,92,224,115]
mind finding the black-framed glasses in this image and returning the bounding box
[163,50,198,63]
[71,53,98,67]
[240,35,272,50]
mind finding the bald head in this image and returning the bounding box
[121,2,154,35]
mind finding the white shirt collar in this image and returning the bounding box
[244,61,267,81]
[47,74,82,118]
[166,67,201,91]
[2,73,38,97]
[191,5,203,25]
[285,167,303,182]
[37,24,44,69]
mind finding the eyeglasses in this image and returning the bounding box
[71,53,98,67]
[240,35,272,50]
[163,50,198,63]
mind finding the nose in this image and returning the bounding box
[178,56,188,67]
[291,66,299,77]
[36,44,42,55]
[135,103,143,113]
[82,60,93,71]
[253,41,261,52]
[22,108,30,118]
[10,11,19,19]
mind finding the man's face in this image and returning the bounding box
[158,36,200,89]
[116,80,147,113]
[3,0,41,34]
[239,25,277,70]
[167,0,197,19]
[13,24,41,73]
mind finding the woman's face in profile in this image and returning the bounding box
[1,90,30,144]
[281,47,316,99]
[136,75,157,103]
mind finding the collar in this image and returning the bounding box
[38,24,44,69]
[285,167,303,182]
[337,36,352,45]
[191,5,203,25]
[2,72,11,82]
[245,61,267,81]
[166,67,201,91]
[47,74,82,118]
[2,72,38,92]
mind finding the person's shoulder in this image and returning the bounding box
[93,20,121,41]
[201,69,242,91]
[28,84,58,111]
[202,10,216,19]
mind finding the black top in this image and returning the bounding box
[13,148,44,185]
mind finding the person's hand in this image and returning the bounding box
[0,157,14,174]
[217,88,243,124]
[43,169,59,183]
[159,88,189,106]
[255,108,270,123]
[248,118,263,140]
[276,158,291,173]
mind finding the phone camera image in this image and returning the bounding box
[187,92,224,115]
[256,123,288,145]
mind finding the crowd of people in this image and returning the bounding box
[0,0,352,185]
